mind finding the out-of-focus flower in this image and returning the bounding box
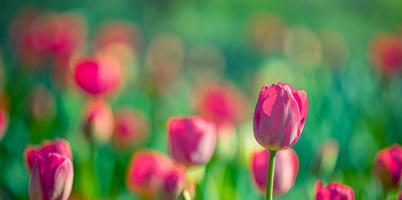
[248,14,288,54]
[319,30,348,68]
[112,108,149,149]
[187,43,225,84]
[251,148,299,196]
[194,82,249,127]
[94,21,142,53]
[374,144,402,190]
[126,150,185,200]
[284,27,322,67]
[146,33,184,92]
[82,99,114,144]
[370,33,402,76]
[311,140,339,176]
[73,54,122,96]
[253,82,308,151]
[27,85,56,122]
[9,9,87,67]
[24,139,73,200]
[167,116,216,166]
[315,181,354,200]
[0,98,8,142]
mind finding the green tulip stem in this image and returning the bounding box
[266,150,276,200]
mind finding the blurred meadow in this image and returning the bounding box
[0,0,401,199]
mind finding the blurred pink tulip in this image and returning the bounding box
[126,150,184,200]
[194,82,248,127]
[251,148,299,196]
[82,99,114,144]
[112,108,149,149]
[370,34,402,76]
[315,181,354,200]
[24,139,73,200]
[168,116,217,166]
[94,21,142,52]
[253,82,308,151]
[0,104,8,142]
[374,144,402,190]
[74,54,122,96]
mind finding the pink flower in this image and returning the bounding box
[82,99,114,143]
[370,34,402,76]
[253,82,308,150]
[126,150,184,200]
[194,82,248,127]
[74,54,122,96]
[315,181,354,200]
[374,144,402,190]
[0,104,8,142]
[24,139,73,200]
[112,108,149,149]
[251,148,299,196]
[167,116,217,166]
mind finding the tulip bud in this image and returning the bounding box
[82,99,114,144]
[374,144,402,190]
[74,54,122,96]
[253,82,308,151]
[251,148,299,196]
[315,181,354,200]
[126,150,184,200]
[24,139,73,200]
[167,116,217,166]
[112,108,149,149]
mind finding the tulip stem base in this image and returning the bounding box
[266,150,276,200]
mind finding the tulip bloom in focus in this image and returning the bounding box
[126,150,185,200]
[24,139,73,200]
[74,55,122,96]
[253,82,308,151]
[251,148,299,196]
[167,116,216,166]
[374,144,402,190]
[315,181,354,200]
[82,99,114,144]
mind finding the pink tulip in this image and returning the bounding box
[167,116,217,166]
[24,139,73,200]
[251,148,299,196]
[112,108,149,148]
[0,104,8,142]
[370,34,402,76]
[253,82,308,151]
[82,99,114,143]
[374,144,402,190]
[194,82,248,127]
[126,150,184,200]
[74,54,122,96]
[315,181,354,200]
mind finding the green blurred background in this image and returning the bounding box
[0,0,401,199]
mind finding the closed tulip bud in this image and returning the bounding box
[24,139,73,200]
[112,108,149,149]
[315,181,354,200]
[74,54,122,96]
[82,99,114,144]
[374,144,402,190]
[253,82,308,151]
[167,116,216,166]
[251,148,299,196]
[126,151,184,200]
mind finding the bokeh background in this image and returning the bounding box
[0,0,402,199]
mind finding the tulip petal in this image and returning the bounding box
[29,163,44,200]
